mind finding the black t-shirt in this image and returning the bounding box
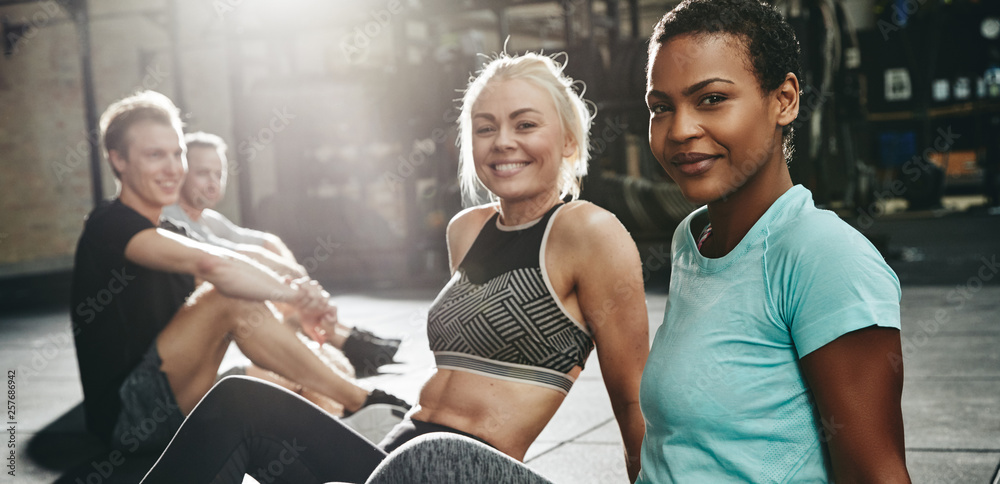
[70,199,195,443]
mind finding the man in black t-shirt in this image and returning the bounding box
[71,91,408,454]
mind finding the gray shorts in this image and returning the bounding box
[111,342,186,455]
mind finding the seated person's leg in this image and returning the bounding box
[142,376,387,484]
[112,284,261,454]
[113,339,187,455]
[218,328,355,416]
[156,283,376,416]
[243,364,345,415]
[288,307,401,377]
[367,434,554,484]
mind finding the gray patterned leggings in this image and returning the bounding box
[369,433,554,484]
[140,376,553,484]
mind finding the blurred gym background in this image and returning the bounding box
[1,0,998,304]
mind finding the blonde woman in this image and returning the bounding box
[142,51,648,484]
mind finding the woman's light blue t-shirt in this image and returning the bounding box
[637,185,901,483]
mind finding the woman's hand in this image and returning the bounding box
[287,278,337,344]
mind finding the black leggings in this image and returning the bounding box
[378,417,493,453]
[141,376,385,483]
[140,377,548,484]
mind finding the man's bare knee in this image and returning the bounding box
[185,283,273,337]
[229,299,279,341]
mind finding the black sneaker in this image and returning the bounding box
[343,389,412,417]
[364,389,411,410]
[343,328,401,377]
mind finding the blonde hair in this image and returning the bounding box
[184,131,228,155]
[99,90,183,179]
[184,131,229,187]
[457,52,594,204]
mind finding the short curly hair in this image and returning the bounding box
[457,52,594,204]
[647,0,801,159]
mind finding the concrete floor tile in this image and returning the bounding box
[573,419,624,444]
[2,282,997,483]
[526,442,630,484]
[902,379,1000,450]
[900,334,1000,379]
[10,376,83,432]
[534,379,615,442]
[900,287,1000,335]
[904,450,999,484]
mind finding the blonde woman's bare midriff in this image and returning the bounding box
[410,365,582,460]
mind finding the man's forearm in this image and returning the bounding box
[236,244,307,278]
[262,235,298,263]
[197,249,299,303]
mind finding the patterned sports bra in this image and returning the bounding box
[426,204,594,394]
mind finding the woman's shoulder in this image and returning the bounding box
[768,205,874,258]
[764,206,897,296]
[556,200,623,230]
[448,204,496,233]
[552,201,632,248]
[446,204,498,250]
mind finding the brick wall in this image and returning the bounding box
[0,0,241,277]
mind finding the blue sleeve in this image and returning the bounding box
[769,216,901,358]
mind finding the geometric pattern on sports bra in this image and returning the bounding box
[428,267,594,394]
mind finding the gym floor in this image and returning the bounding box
[1,207,997,484]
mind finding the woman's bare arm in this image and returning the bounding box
[564,203,649,483]
[800,326,910,483]
[445,205,496,274]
